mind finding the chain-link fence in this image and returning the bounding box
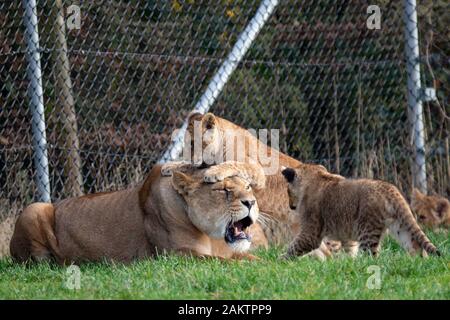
[1,0,449,219]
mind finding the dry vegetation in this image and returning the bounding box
[0,209,17,258]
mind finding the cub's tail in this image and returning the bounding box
[387,187,440,256]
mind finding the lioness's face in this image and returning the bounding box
[172,172,259,252]
[185,112,222,166]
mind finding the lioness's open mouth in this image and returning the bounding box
[225,216,253,243]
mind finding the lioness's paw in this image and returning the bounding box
[244,254,260,261]
[232,253,260,261]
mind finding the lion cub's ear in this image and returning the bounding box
[202,113,217,130]
[436,200,450,219]
[281,167,296,183]
[411,188,424,205]
[172,171,199,195]
[187,112,204,127]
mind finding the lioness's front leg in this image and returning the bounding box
[203,161,266,189]
[176,248,227,261]
[230,252,260,261]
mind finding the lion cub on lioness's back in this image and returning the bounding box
[281,164,440,258]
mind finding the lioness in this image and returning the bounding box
[9,162,266,264]
[281,164,440,258]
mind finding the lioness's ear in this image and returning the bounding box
[172,171,199,195]
[202,113,217,130]
[281,167,296,183]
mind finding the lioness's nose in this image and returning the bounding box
[241,200,255,210]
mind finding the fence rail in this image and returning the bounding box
[0,0,448,218]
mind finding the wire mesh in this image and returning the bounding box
[0,0,448,218]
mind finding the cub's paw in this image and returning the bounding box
[161,161,188,176]
[279,253,294,261]
[280,250,327,262]
[305,249,327,262]
[203,168,227,183]
[324,239,342,253]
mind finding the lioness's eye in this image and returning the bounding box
[246,185,251,190]
[216,188,230,195]
[223,189,231,198]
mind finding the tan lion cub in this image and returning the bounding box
[281,164,440,258]
[411,188,450,230]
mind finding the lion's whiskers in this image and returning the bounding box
[258,211,277,225]
[255,215,268,228]
[219,211,232,226]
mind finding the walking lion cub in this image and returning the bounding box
[281,164,440,258]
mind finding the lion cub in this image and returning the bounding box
[411,188,450,230]
[281,164,440,258]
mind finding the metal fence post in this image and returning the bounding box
[159,0,279,163]
[403,0,427,194]
[23,0,51,202]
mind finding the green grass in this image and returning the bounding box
[0,232,448,299]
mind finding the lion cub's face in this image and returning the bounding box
[172,172,259,252]
[184,112,222,166]
[411,188,450,229]
[281,164,328,210]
